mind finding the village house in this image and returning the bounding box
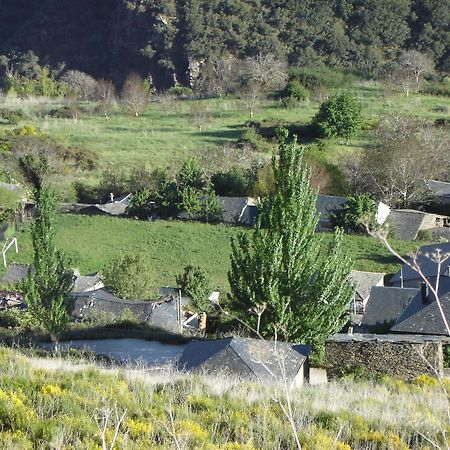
[178,336,311,385]
[349,270,385,313]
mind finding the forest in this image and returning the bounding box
[0,0,448,88]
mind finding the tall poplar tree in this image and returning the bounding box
[22,163,73,346]
[228,129,354,345]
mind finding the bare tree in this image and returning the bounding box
[240,54,288,92]
[351,115,450,208]
[237,81,264,119]
[194,55,238,97]
[121,73,150,117]
[154,92,179,116]
[97,79,117,120]
[61,70,99,100]
[399,50,435,85]
[187,102,213,131]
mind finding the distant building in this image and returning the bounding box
[217,197,257,226]
[427,180,450,206]
[178,336,311,385]
[0,263,33,286]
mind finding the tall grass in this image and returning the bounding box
[0,346,447,449]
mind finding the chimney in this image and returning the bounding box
[420,282,429,304]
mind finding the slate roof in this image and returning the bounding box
[390,242,450,283]
[218,197,257,225]
[428,180,450,199]
[350,270,385,302]
[71,288,186,332]
[388,209,428,240]
[327,333,446,344]
[72,273,104,293]
[391,279,450,336]
[178,336,311,382]
[0,263,33,285]
[316,195,346,222]
[360,286,419,330]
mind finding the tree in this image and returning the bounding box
[23,186,74,346]
[331,194,377,232]
[398,50,435,85]
[103,254,154,300]
[121,73,150,117]
[314,93,362,142]
[227,129,354,345]
[177,265,213,313]
[61,70,98,100]
[97,79,117,119]
[352,115,450,208]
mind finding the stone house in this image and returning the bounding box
[349,270,385,313]
[178,336,311,385]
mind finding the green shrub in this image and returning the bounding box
[289,66,356,91]
[211,168,249,196]
[314,94,363,141]
[420,80,450,97]
[103,254,155,300]
[331,194,377,232]
[0,109,24,125]
[279,80,309,107]
[416,229,432,241]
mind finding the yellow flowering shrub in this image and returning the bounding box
[41,384,62,396]
[176,419,208,442]
[413,374,440,388]
[0,430,33,450]
[126,418,153,438]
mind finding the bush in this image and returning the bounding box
[314,93,363,141]
[416,229,432,241]
[103,254,155,300]
[289,66,355,91]
[279,80,309,108]
[0,109,24,125]
[420,80,450,97]
[211,168,250,196]
[47,106,81,119]
[60,70,99,100]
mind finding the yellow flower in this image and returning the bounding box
[41,384,62,396]
[126,418,153,438]
[176,419,208,441]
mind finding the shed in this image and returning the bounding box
[178,336,311,385]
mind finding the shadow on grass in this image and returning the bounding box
[192,127,245,142]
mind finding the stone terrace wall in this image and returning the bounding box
[326,334,444,380]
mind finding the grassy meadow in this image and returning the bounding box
[0,346,447,449]
[1,214,428,294]
[1,81,448,192]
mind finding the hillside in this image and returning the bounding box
[0,0,448,87]
[0,346,446,449]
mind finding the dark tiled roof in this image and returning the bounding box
[388,209,427,240]
[218,197,257,225]
[1,263,33,285]
[428,180,450,199]
[178,336,310,382]
[71,288,186,333]
[361,286,419,330]
[350,270,385,301]
[390,242,450,283]
[316,195,346,221]
[391,279,450,336]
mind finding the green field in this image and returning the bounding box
[1,82,448,191]
[1,214,427,294]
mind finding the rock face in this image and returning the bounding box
[326,334,444,380]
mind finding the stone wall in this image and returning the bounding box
[326,334,444,380]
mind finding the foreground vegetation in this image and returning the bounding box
[1,214,428,294]
[0,346,447,449]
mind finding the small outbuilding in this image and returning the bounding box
[178,336,311,385]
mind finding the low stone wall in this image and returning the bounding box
[326,334,444,380]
